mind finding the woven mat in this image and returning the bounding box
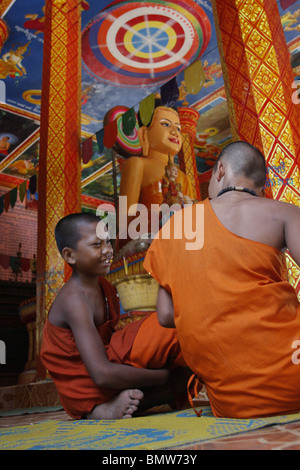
[1,406,300,450]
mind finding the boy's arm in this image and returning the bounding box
[65,295,170,389]
[156,286,175,328]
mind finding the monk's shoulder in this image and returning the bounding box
[258,197,297,214]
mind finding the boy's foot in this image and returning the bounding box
[86,389,144,420]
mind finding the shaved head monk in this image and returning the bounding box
[144,140,300,419]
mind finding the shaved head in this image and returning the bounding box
[55,212,101,255]
[214,141,267,188]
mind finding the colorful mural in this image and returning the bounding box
[0,0,300,204]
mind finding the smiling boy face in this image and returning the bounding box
[71,220,113,277]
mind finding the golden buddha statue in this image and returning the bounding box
[116,100,193,254]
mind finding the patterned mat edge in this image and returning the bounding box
[2,407,300,450]
[161,416,300,450]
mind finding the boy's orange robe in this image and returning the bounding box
[40,277,186,419]
[144,199,300,419]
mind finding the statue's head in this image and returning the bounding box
[137,99,182,158]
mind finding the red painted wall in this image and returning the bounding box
[0,189,37,282]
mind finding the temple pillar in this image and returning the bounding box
[0,1,13,17]
[0,19,9,52]
[36,0,82,364]
[212,0,300,295]
[178,107,201,200]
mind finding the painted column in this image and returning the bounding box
[0,1,13,17]
[212,0,300,295]
[36,0,82,360]
[178,107,201,200]
[0,19,9,52]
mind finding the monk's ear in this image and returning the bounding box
[138,126,149,157]
[216,161,225,182]
[61,247,76,266]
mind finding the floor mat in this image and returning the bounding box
[1,406,300,450]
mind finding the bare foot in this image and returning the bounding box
[86,389,144,420]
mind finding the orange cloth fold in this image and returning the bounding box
[40,276,185,419]
[144,199,300,419]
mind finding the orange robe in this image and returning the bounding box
[144,199,300,419]
[116,172,193,252]
[139,172,192,211]
[40,277,185,419]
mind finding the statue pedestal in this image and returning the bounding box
[107,250,158,325]
[0,380,61,411]
[113,274,159,313]
[106,249,148,285]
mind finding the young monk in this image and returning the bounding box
[40,213,188,420]
[144,140,300,419]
